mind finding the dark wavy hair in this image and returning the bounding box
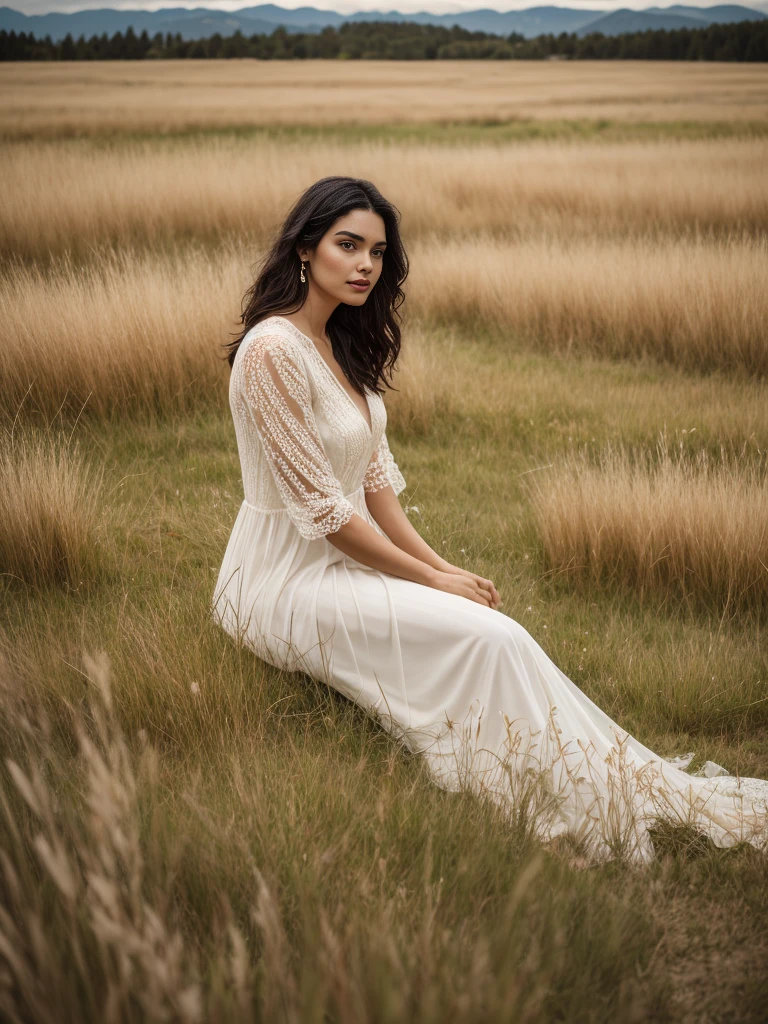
[222,176,409,397]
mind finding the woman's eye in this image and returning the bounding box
[339,241,384,257]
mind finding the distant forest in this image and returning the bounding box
[2,18,767,62]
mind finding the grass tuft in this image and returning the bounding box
[0,429,105,590]
[525,431,768,615]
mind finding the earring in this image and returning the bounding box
[300,260,306,283]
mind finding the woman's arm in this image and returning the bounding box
[326,510,497,608]
[323,485,499,606]
[364,484,457,574]
[364,485,500,609]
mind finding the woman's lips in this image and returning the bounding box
[348,281,370,290]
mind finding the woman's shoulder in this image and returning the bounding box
[238,316,307,366]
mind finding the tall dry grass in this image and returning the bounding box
[408,233,768,378]
[2,59,767,137]
[525,431,768,613]
[0,248,241,422]
[0,648,672,1021]
[3,235,767,427]
[3,136,767,258]
[0,430,105,589]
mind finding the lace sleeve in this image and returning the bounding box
[363,431,407,496]
[241,334,357,540]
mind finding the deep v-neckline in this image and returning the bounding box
[271,316,373,435]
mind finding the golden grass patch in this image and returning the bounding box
[3,236,767,427]
[408,233,768,377]
[3,136,767,258]
[0,431,104,588]
[1,59,767,137]
[0,247,242,422]
[525,432,768,612]
[410,233,768,377]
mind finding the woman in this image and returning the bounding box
[211,176,767,864]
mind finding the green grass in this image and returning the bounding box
[2,336,767,1020]
[14,116,768,148]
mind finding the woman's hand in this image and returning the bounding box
[428,567,501,609]
[453,566,501,609]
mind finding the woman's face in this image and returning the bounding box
[301,208,387,307]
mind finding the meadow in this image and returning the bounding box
[1,59,767,1023]
[2,59,768,136]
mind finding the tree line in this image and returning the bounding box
[2,18,767,62]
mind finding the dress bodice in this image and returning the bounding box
[229,315,406,541]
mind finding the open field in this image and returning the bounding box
[4,135,768,258]
[1,60,768,1022]
[3,234,766,428]
[2,59,768,137]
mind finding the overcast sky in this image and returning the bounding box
[12,0,768,17]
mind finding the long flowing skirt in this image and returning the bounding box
[212,484,768,864]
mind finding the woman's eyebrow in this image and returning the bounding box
[334,231,387,246]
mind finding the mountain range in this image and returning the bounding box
[1,3,765,41]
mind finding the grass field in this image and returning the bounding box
[2,59,768,136]
[4,136,768,257]
[1,60,767,1023]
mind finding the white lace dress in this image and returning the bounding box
[211,314,768,864]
